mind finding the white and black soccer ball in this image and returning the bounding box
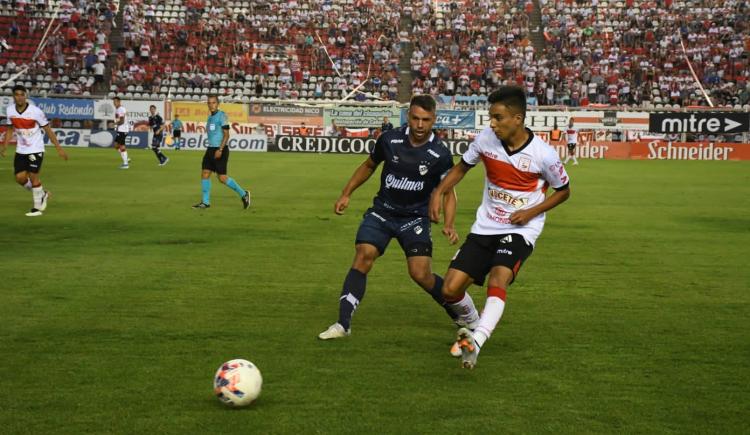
[214,359,262,407]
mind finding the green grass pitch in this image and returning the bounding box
[0,148,748,434]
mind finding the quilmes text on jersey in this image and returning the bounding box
[384,173,425,191]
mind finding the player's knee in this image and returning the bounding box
[441,276,465,302]
[353,248,377,272]
[352,258,373,273]
[14,173,27,185]
[442,285,463,302]
[217,175,228,184]
[408,267,432,287]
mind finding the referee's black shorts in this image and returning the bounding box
[202,147,229,174]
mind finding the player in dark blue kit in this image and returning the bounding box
[319,95,459,340]
[148,105,169,166]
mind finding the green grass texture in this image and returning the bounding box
[1,148,748,434]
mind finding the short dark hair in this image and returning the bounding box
[488,86,527,117]
[207,94,219,102]
[149,105,156,109]
[113,96,121,101]
[12,84,27,94]
[409,94,436,113]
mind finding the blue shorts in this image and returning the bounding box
[355,209,432,257]
[152,133,163,148]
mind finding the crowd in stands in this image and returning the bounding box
[110,0,404,101]
[537,0,750,108]
[408,0,536,99]
[0,0,116,96]
[406,0,749,108]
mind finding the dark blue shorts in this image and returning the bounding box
[152,133,163,148]
[355,209,432,257]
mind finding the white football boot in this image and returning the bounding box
[318,323,350,340]
[457,327,479,369]
[450,318,479,357]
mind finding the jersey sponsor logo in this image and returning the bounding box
[488,188,529,209]
[384,173,425,191]
[519,157,531,171]
[418,164,428,176]
[390,139,404,144]
[486,211,512,224]
[427,149,440,158]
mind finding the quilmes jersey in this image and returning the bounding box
[370,126,454,217]
[5,103,49,154]
[206,110,228,147]
[462,127,569,246]
[148,113,164,134]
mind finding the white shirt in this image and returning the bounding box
[6,103,49,154]
[462,127,569,246]
[115,106,130,132]
[566,127,578,144]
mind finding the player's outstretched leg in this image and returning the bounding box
[319,268,367,340]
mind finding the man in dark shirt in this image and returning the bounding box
[148,105,169,166]
[381,116,394,132]
[319,95,459,340]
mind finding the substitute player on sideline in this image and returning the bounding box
[1,84,68,217]
[113,96,130,169]
[192,95,250,209]
[318,95,459,340]
[429,86,571,369]
[147,105,169,166]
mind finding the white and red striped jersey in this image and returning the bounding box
[462,127,570,246]
[5,103,49,154]
[566,127,578,144]
[115,106,130,133]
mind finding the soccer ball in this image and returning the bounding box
[214,359,263,407]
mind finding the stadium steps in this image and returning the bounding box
[529,0,546,55]
[103,3,127,97]
[397,13,414,103]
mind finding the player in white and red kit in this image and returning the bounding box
[563,119,579,165]
[1,85,68,216]
[429,86,571,369]
[112,96,131,169]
